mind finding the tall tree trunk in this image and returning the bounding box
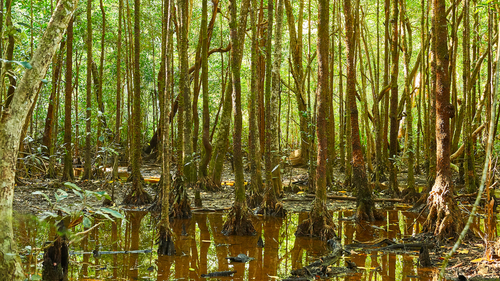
[389,0,400,196]
[344,0,380,221]
[247,0,263,207]
[295,0,335,240]
[260,0,285,217]
[222,0,256,236]
[113,0,123,180]
[157,0,175,256]
[62,16,74,181]
[0,0,77,278]
[123,0,152,205]
[423,0,463,239]
[284,0,309,166]
[83,0,93,180]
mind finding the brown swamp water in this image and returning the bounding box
[15,208,446,280]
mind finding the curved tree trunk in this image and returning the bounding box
[0,0,78,278]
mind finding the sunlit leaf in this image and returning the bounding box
[189,268,195,271]
[471,258,483,263]
[83,216,92,228]
[64,182,81,191]
[100,207,124,219]
[32,191,50,202]
[72,189,83,199]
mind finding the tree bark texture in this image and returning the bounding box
[0,0,77,279]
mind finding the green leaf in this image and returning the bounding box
[56,206,71,214]
[0,59,33,69]
[72,189,83,199]
[39,211,58,220]
[64,182,81,191]
[100,207,124,219]
[94,210,114,222]
[32,191,50,202]
[189,268,195,271]
[41,79,49,84]
[56,189,68,201]
[83,216,92,228]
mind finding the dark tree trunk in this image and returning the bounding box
[62,17,74,181]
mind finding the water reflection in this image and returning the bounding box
[16,209,442,280]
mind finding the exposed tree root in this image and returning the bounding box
[197,176,221,192]
[246,191,263,209]
[122,181,152,206]
[257,195,286,217]
[356,199,383,221]
[422,183,464,240]
[157,225,176,256]
[402,188,419,203]
[295,201,336,241]
[171,178,192,219]
[222,203,256,236]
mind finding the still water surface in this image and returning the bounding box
[16,208,440,280]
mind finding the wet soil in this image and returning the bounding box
[12,161,500,280]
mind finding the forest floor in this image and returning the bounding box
[12,159,500,280]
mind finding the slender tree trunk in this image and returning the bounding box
[0,0,77,278]
[389,0,400,196]
[158,0,175,256]
[83,0,93,180]
[247,0,263,207]
[62,16,74,181]
[113,0,123,180]
[123,0,152,205]
[260,0,285,216]
[344,0,380,221]
[222,0,256,236]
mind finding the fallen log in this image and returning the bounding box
[201,270,236,278]
[305,194,404,203]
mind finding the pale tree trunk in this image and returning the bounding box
[62,16,74,181]
[0,0,78,279]
[208,0,250,185]
[260,0,285,216]
[247,0,263,207]
[222,0,256,236]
